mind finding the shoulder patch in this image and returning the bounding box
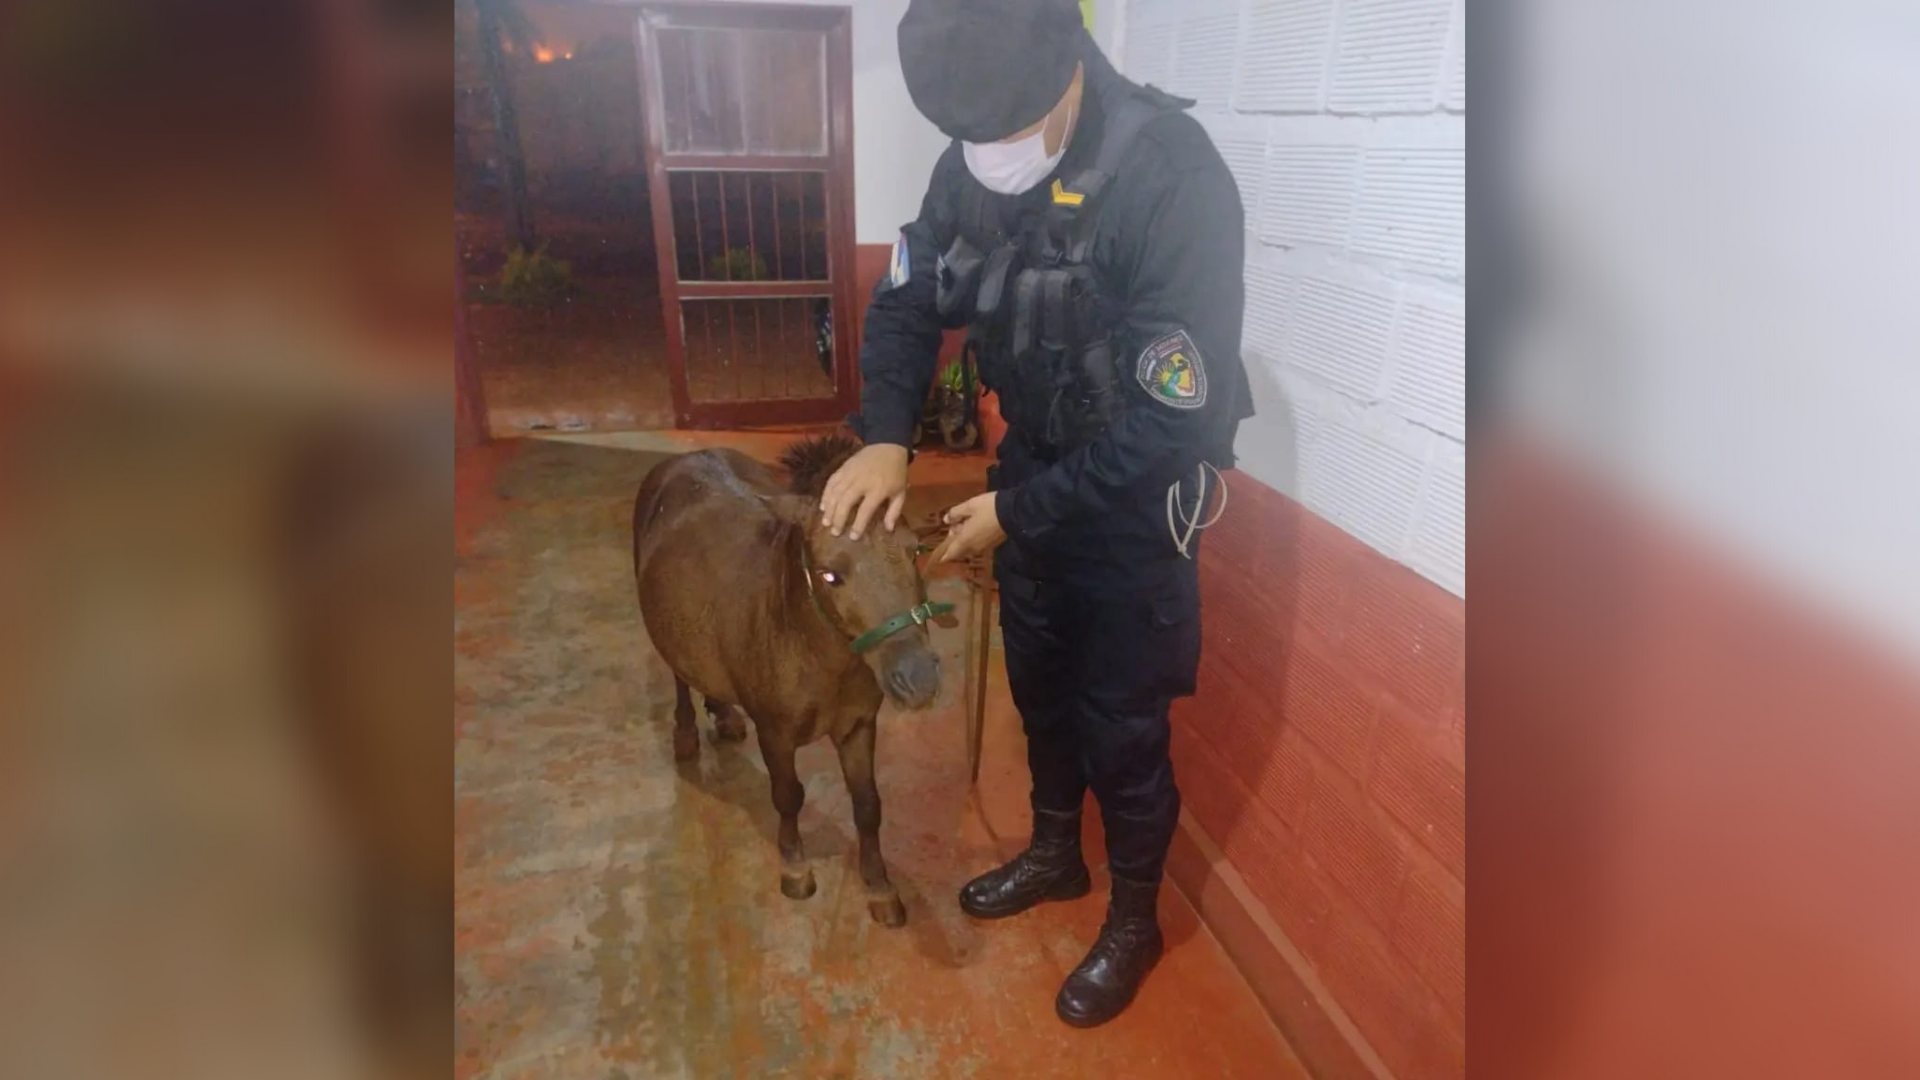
[886,232,911,290]
[1136,329,1208,409]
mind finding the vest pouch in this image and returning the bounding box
[1046,344,1123,452]
[1012,342,1064,451]
[971,327,1009,397]
[979,245,1022,320]
[1076,336,1125,429]
[935,235,985,320]
[1038,342,1081,454]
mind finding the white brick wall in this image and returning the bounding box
[1119,0,1467,596]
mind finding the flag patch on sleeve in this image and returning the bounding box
[887,232,911,289]
[1136,329,1208,409]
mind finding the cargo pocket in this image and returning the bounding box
[1082,583,1200,713]
[1147,590,1201,702]
[995,560,1074,722]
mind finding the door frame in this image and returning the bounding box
[635,2,859,429]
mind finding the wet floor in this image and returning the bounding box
[454,434,1308,1080]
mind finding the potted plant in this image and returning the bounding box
[915,345,981,452]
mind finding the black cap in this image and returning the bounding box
[898,0,1085,144]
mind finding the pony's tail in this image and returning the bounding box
[778,431,864,498]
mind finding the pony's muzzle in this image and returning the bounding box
[883,647,942,710]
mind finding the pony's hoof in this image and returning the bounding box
[869,895,908,927]
[712,710,749,742]
[672,728,700,762]
[780,871,817,900]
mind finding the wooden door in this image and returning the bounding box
[637,3,857,429]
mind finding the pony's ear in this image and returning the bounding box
[762,493,818,528]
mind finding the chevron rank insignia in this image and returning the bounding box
[1136,329,1207,409]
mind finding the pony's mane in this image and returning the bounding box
[778,432,864,498]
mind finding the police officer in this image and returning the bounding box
[819,0,1249,1027]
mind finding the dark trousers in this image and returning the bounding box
[993,541,1200,883]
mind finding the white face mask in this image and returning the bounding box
[963,101,1075,196]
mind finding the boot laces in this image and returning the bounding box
[1014,838,1077,876]
[1090,912,1154,962]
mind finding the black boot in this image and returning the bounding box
[958,807,1092,919]
[1055,874,1165,1028]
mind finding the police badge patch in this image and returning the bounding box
[887,232,911,289]
[1136,329,1207,409]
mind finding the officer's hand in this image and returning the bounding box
[820,443,910,539]
[934,492,1006,564]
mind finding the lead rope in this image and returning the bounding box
[1166,462,1228,559]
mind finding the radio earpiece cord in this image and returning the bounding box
[1166,462,1227,559]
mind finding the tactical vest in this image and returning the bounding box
[934,81,1194,460]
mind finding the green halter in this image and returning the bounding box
[801,545,955,655]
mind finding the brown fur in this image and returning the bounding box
[632,436,941,926]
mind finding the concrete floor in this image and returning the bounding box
[454,433,1308,1080]
[467,282,678,436]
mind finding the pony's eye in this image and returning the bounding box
[820,570,842,586]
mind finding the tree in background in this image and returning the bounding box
[467,0,538,251]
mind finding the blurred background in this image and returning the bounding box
[1478,0,1920,1077]
[1,0,1917,1079]
[0,1,449,1078]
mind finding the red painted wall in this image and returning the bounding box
[1468,443,1920,1080]
[1175,446,1920,1080]
[1171,473,1466,1080]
